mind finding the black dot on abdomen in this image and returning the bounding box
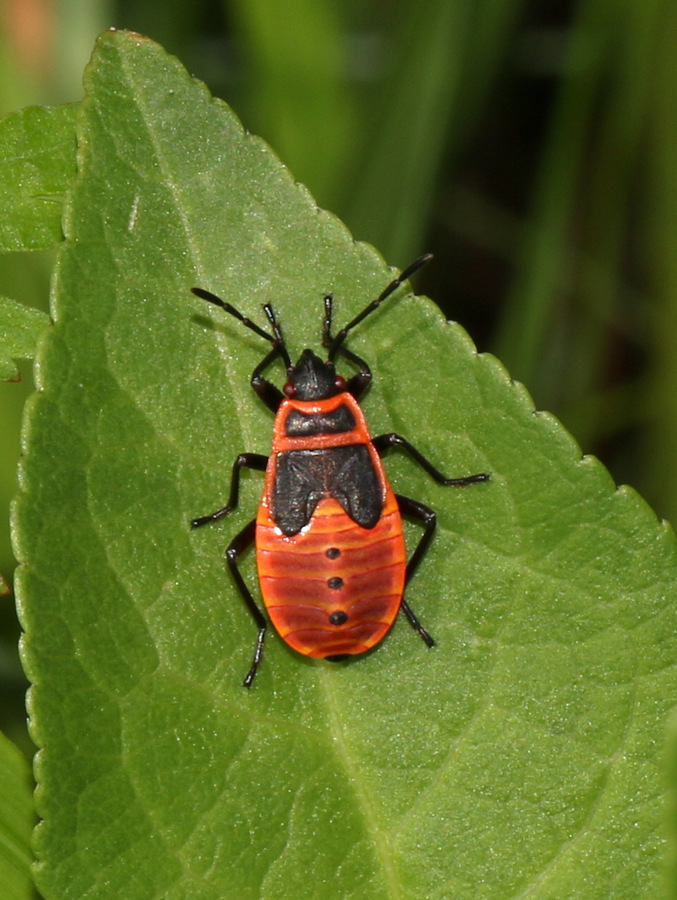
[328,610,349,626]
[327,576,344,590]
[325,547,341,559]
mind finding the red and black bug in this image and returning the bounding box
[191,255,489,686]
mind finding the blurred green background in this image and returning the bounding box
[1,0,675,751]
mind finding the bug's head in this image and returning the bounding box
[283,349,346,401]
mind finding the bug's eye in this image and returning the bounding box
[283,382,296,397]
[334,375,346,391]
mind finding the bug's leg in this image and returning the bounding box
[226,518,267,687]
[336,344,371,399]
[372,433,490,486]
[323,295,372,399]
[191,453,268,528]
[191,287,289,413]
[250,344,286,412]
[395,494,438,647]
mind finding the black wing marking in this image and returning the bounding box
[272,445,384,535]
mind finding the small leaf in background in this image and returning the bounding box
[0,732,35,900]
[0,104,77,253]
[0,296,49,381]
[13,30,677,899]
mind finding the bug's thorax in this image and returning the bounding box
[271,390,372,453]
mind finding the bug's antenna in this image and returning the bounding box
[327,253,433,359]
[192,287,292,369]
[262,303,292,369]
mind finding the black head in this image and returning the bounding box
[283,349,346,402]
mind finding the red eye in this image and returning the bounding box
[283,382,296,397]
[334,375,346,391]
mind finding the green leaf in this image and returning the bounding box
[0,733,35,900]
[0,297,49,381]
[14,30,677,899]
[666,712,677,898]
[0,104,77,253]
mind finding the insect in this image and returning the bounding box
[191,254,489,686]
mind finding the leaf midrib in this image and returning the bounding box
[320,666,404,900]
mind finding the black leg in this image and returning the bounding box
[191,453,268,528]
[250,344,286,413]
[225,518,267,687]
[191,287,289,413]
[395,494,437,647]
[336,343,372,399]
[373,433,489,486]
[322,295,372,399]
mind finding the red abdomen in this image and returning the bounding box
[256,491,406,658]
